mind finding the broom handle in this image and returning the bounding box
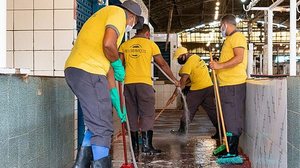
[214,86,222,143]
[154,95,176,121]
[118,82,128,165]
[209,52,229,152]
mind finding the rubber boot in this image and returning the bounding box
[73,146,93,168]
[218,135,239,158]
[131,131,139,158]
[91,156,112,168]
[170,120,186,136]
[141,130,161,155]
[227,136,239,156]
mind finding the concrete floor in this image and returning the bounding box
[111,108,251,168]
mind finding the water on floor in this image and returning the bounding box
[111,108,251,168]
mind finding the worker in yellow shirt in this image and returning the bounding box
[64,1,144,167]
[167,47,219,138]
[119,24,179,156]
[210,15,247,159]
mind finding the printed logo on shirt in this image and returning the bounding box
[123,44,147,59]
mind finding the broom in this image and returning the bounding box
[118,82,135,168]
[209,52,243,165]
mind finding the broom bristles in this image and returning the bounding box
[216,155,243,165]
[213,144,226,155]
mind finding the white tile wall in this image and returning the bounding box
[54,51,70,70]
[54,10,74,29]
[154,84,177,109]
[6,31,13,51]
[54,30,73,50]
[34,10,53,29]
[7,0,77,76]
[34,70,53,76]
[34,51,53,70]
[54,0,74,9]
[14,31,33,50]
[6,51,14,68]
[14,51,33,69]
[7,0,13,10]
[14,10,33,30]
[7,11,13,31]
[34,0,53,9]
[54,71,64,76]
[14,0,34,9]
[34,31,53,50]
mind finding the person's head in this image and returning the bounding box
[220,14,237,37]
[136,24,150,39]
[120,0,144,32]
[173,47,188,65]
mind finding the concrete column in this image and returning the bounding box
[248,43,254,77]
[0,0,6,67]
[290,0,297,76]
[267,10,273,75]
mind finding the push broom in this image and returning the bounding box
[209,52,243,165]
[118,82,137,168]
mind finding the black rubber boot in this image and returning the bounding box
[131,131,139,157]
[73,146,93,168]
[141,130,161,155]
[227,136,239,156]
[91,156,112,168]
[170,120,186,136]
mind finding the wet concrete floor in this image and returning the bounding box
[111,108,251,168]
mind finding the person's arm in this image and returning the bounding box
[107,67,116,89]
[210,47,244,70]
[108,67,127,122]
[119,52,125,65]
[166,74,189,105]
[103,28,119,62]
[154,55,180,86]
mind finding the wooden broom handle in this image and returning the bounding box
[209,52,229,152]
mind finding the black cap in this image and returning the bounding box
[119,0,144,29]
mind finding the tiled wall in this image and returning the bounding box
[241,78,287,168]
[154,84,177,109]
[0,74,75,168]
[6,0,75,76]
[287,77,300,168]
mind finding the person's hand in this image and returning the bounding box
[209,60,223,70]
[174,80,180,87]
[111,59,125,82]
[110,87,127,123]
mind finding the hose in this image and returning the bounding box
[152,62,189,133]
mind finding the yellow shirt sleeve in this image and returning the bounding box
[180,60,193,75]
[118,43,124,53]
[151,41,161,56]
[105,11,125,37]
[231,33,247,49]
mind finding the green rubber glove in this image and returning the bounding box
[111,59,125,82]
[110,87,127,123]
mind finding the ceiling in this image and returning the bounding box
[142,0,294,33]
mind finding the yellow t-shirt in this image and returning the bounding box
[179,67,191,86]
[119,37,161,85]
[65,6,126,76]
[180,55,213,90]
[217,32,248,86]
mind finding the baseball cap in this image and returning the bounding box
[120,0,144,29]
[173,47,188,59]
